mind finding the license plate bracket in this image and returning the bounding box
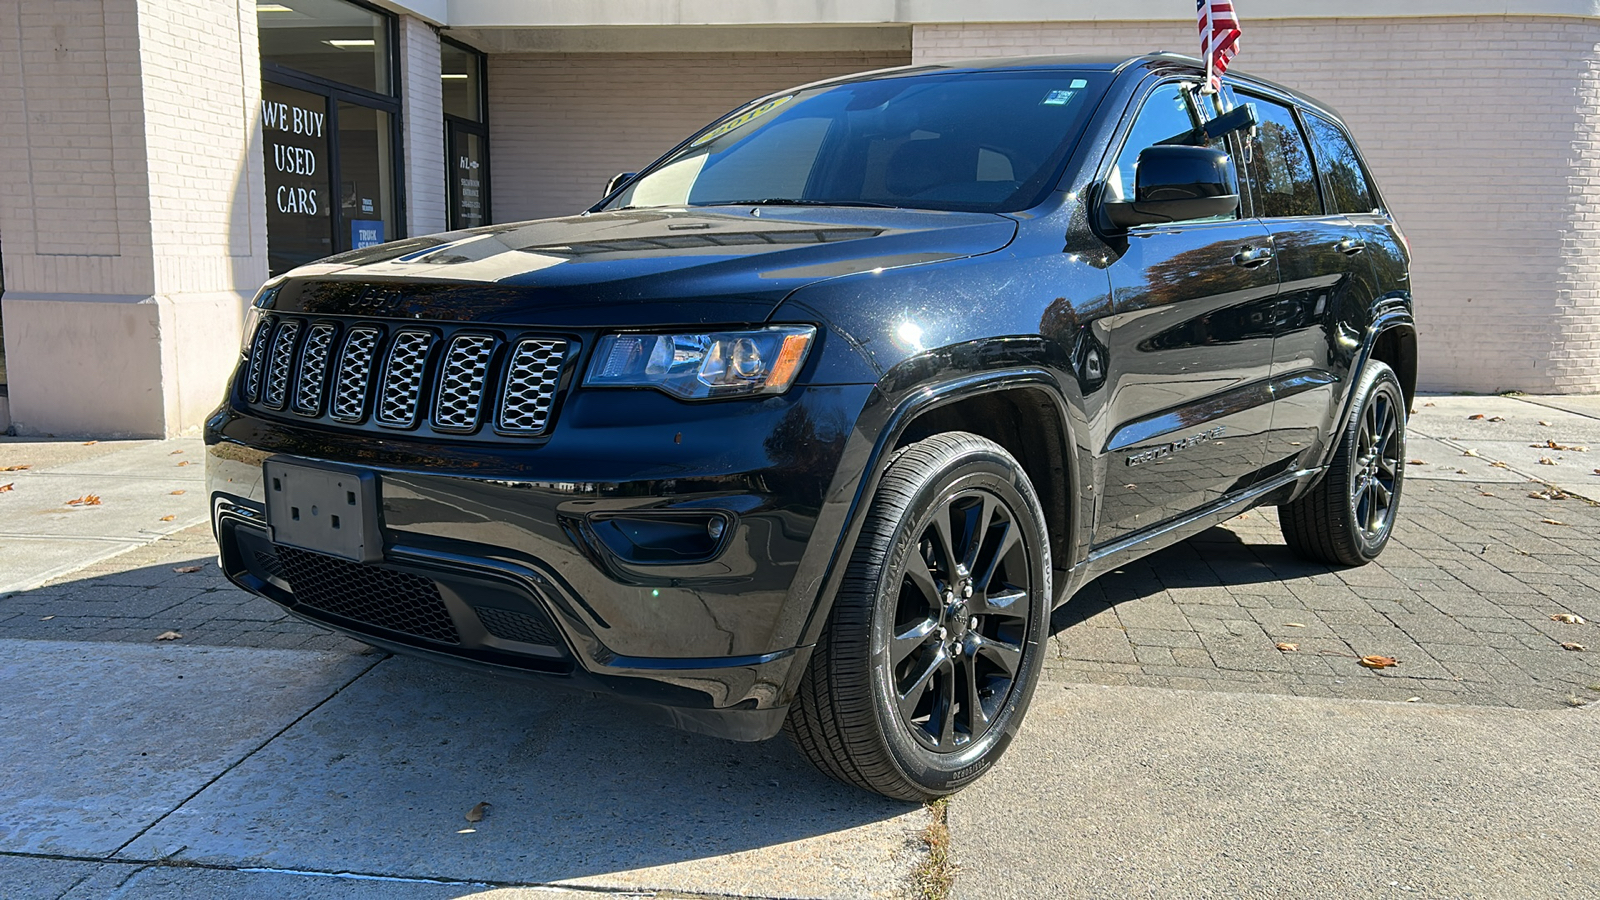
[264,457,381,563]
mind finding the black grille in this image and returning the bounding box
[293,323,337,416]
[499,338,567,433]
[433,334,497,431]
[475,605,561,647]
[276,547,460,645]
[241,314,567,437]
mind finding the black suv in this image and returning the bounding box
[208,54,1414,800]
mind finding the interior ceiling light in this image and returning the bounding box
[441,73,469,79]
[324,39,376,48]
[257,3,294,12]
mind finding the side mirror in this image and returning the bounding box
[605,172,637,198]
[1104,145,1239,229]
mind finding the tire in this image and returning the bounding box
[784,432,1051,801]
[1279,361,1407,566]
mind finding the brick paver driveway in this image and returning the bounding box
[3,395,1597,712]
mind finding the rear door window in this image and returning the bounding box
[1301,112,1379,215]
[1239,96,1322,218]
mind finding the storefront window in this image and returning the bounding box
[262,82,332,273]
[443,39,489,230]
[258,0,391,95]
[259,0,400,275]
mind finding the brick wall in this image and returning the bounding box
[914,18,1600,393]
[487,50,911,222]
[398,15,447,237]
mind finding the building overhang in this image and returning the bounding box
[376,0,1599,29]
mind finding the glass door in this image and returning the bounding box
[262,82,333,274]
[442,38,489,230]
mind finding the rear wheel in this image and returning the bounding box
[784,433,1050,801]
[1279,361,1407,566]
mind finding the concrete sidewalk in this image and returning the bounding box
[1,393,1598,899]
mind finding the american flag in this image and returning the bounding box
[1197,0,1243,92]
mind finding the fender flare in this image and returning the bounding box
[793,366,1085,651]
[1316,306,1418,473]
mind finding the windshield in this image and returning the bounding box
[603,69,1111,214]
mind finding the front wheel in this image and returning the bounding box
[1279,361,1407,566]
[784,433,1051,801]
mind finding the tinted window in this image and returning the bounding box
[1107,84,1196,202]
[607,70,1110,214]
[1240,97,1321,218]
[1303,113,1377,214]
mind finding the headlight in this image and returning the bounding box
[585,326,815,400]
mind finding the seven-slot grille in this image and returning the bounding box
[241,315,569,436]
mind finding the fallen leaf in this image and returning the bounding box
[1542,519,1568,527]
[170,449,184,455]
[1405,697,1421,703]
[1406,459,1426,466]
[1275,642,1300,652]
[1462,449,1480,457]
[0,484,13,493]
[465,801,491,823]
[1358,655,1400,669]
[1551,614,1587,625]
[1489,415,1506,422]
[1456,469,1470,475]
[65,494,102,507]
[1535,440,1588,452]
[176,460,191,467]
[1423,402,1436,407]
[82,440,97,446]
[1468,414,1486,420]
[0,464,30,472]
[1284,622,1307,628]
[1539,420,1552,427]
[1491,461,1511,469]
[154,631,182,641]
[1479,491,1495,497]
[170,490,186,496]
[172,565,203,574]
[40,616,54,621]
[159,515,176,522]
[1562,642,1588,652]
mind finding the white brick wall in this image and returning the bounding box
[0,0,266,436]
[398,15,448,237]
[487,50,911,221]
[913,17,1600,393]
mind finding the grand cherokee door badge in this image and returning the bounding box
[1127,426,1227,467]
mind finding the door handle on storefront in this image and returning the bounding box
[1233,246,1274,269]
[1334,238,1367,255]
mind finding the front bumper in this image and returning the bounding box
[206,384,873,741]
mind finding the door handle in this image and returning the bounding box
[1233,246,1274,269]
[1334,238,1367,256]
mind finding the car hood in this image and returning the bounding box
[267,206,1018,328]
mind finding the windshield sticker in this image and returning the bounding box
[689,95,793,148]
[1041,90,1078,106]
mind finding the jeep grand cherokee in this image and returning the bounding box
[208,54,1416,800]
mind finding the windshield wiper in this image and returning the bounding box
[702,199,897,209]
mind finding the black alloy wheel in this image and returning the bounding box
[1350,382,1402,543]
[889,488,1031,752]
[1280,361,1407,566]
[785,432,1050,801]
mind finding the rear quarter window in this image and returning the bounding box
[1302,112,1379,215]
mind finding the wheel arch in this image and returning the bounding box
[795,368,1084,651]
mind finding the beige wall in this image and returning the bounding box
[486,50,912,222]
[914,17,1600,394]
[0,0,269,437]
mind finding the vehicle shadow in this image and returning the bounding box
[1050,523,1339,634]
[0,555,919,891]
